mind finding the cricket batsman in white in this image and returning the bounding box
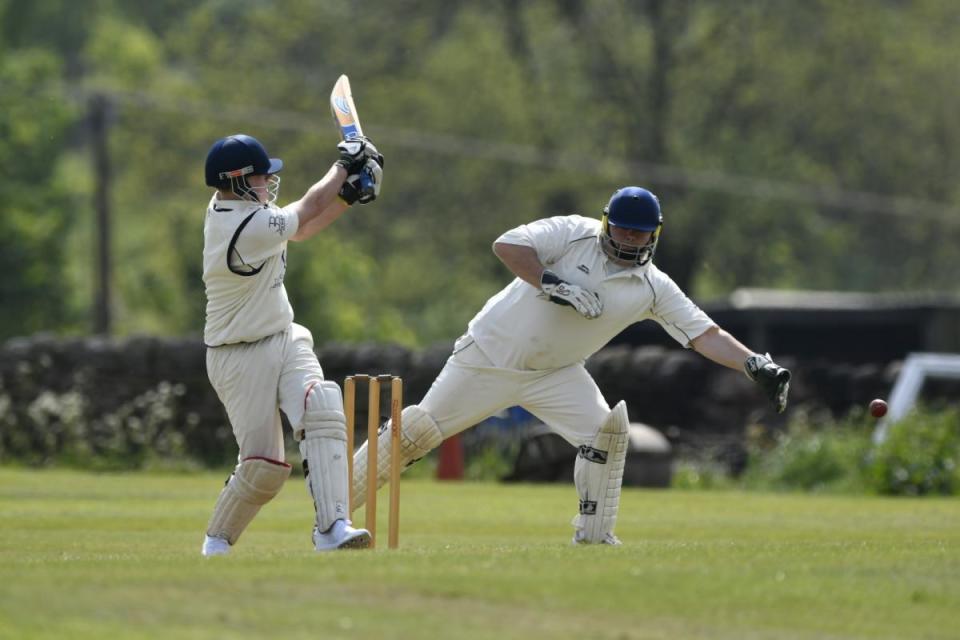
[351,186,791,545]
[200,133,383,555]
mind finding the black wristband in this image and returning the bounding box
[541,269,564,288]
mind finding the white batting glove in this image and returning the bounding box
[335,137,382,174]
[540,270,603,319]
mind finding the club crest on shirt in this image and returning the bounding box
[268,214,286,236]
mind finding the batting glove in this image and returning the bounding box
[336,137,383,174]
[338,157,383,205]
[540,270,603,319]
[744,353,791,413]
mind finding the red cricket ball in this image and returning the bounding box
[869,399,888,418]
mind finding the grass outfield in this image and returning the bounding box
[1,468,958,640]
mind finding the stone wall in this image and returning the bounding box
[0,334,897,466]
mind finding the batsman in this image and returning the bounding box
[352,187,791,545]
[199,132,383,555]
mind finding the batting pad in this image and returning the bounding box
[206,456,292,544]
[572,400,629,543]
[299,380,350,531]
[351,405,443,513]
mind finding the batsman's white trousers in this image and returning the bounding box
[420,337,610,446]
[206,323,325,461]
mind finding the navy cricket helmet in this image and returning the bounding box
[600,186,663,266]
[205,134,283,202]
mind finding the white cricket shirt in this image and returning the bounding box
[202,195,300,346]
[467,215,715,370]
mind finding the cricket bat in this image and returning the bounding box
[330,74,364,141]
[329,74,379,200]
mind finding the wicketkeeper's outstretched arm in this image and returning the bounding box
[691,326,791,412]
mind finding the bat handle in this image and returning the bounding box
[357,165,377,198]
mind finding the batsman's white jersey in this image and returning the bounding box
[468,215,715,370]
[202,196,300,347]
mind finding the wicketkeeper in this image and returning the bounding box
[350,186,790,545]
[200,133,383,555]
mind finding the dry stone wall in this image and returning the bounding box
[0,335,896,467]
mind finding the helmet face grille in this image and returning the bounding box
[598,187,663,265]
[229,173,281,204]
[600,216,661,266]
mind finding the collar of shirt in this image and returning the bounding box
[209,194,267,214]
[593,238,649,280]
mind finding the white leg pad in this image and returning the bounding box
[351,405,443,512]
[573,400,629,543]
[298,380,350,531]
[206,456,292,545]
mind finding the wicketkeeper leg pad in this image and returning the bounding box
[206,456,292,545]
[351,405,443,512]
[298,380,350,532]
[572,400,629,543]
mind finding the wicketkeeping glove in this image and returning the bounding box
[540,270,603,319]
[338,156,383,205]
[744,353,791,413]
[335,137,383,174]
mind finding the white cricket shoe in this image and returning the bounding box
[201,534,231,556]
[571,530,623,546]
[313,519,372,551]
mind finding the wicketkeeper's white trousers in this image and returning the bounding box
[419,336,611,446]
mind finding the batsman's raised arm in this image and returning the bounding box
[287,164,349,241]
[289,137,384,242]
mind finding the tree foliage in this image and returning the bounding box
[0,47,77,336]
[1,0,959,345]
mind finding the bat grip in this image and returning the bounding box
[359,166,375,196]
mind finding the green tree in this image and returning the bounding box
[2,0,960,344]
[0,48,78,338]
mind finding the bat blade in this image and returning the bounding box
[330,74,364,141]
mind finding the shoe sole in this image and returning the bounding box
[337,531,372,549]
[315,531,373,552]
[571,537,623,546]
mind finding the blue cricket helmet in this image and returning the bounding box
[600,187,663,265]
[204,134,283,188]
